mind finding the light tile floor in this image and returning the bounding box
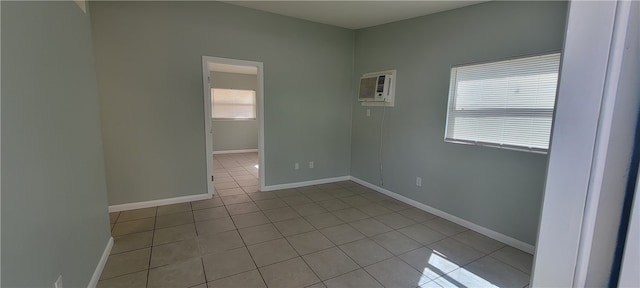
[100,152,533,288]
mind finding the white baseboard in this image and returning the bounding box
[213,149,258,155]
[349,176,535,254]
[108,193,211,212]
[262,176,351,192]
[88,236,113,288]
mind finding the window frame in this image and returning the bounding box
[444,51,561,154]
[211,88,257,121]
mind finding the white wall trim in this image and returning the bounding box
[350,176,535,254]
[213,149,258,155]
[108,193,211,212]
[87,237,113,288]
[261,176,351,192]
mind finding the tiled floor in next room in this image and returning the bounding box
[99,152,533,288]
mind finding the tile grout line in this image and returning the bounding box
[145,207,158,288]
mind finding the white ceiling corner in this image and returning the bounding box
[222,1,487,29]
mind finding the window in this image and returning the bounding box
[445,53,561,153]
[212,88,256,120]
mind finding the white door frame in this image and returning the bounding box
[201,56,265,196]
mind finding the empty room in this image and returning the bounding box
[2,1,639,288]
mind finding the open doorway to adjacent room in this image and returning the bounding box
[202,56,265,196]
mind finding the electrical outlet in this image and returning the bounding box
[416,177,422,187]
[54,275,63,288]
[309,161,314,168]
[366,109,371,117]
[294,163,299,170]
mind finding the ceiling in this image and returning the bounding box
[224,1,486,29]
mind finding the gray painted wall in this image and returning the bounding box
[350,1,567,245]
[1,2,111,286]
[90,1,354,205]
[210,71,259,151]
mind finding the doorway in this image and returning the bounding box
[202,56,265,196]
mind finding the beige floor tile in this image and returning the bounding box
[237,179,259,187]
[398,208,438,222]
[97,270,147,288]
[216,187,246,196]
[194,217,236,235]
[453,230,505,254]
[423,218,467,236]
[372,231,422,255]
[155,211,194,229]
[111,217,155,237]
[305,191,335,202]
[238,223,283,245]
[248,238,299,267]
[332,208,370,222]
[157,203,191,216]
[357,204,393,217]
[323,269,384,288]
[378,200,410,212]
[111,231,153,254]
[150,238,200,268]
[263,207,301,222]
[248,191,278,201]
[303,247,359,280]
[375,212,416,229]
[274,189,301,198]
[117,207,157,222]
[147,257,206,288]
[207,270,266,288]
[281,195,313,206]
[153,223,197,245]
[202,247,256,280]
[291,203,328,216]
[327,189,355,198]
[221,194,252,205]
[490,246,533,274]
[197,229,244,255]
[339,238,393,266]
[427,238,485,267]
[399,247,458,279]
[340,195,371,207]
[255,198,288,210]
[348,218,392,237]
[100,248,150,280]
[320,224,365,245]
[193,206,229,222]
[226,202,260,215]
[398,224,447,245]
[231,211,270,228]
[305,213,344,229]
[273,217,315,236]
[434,256,529,288]
[216,181,240,190]
[259,257,320,288]
[242,186,260,193]
[286,231,335,255]
[191,198,224,210]
[316,199,350,211]
[365,257,430,288]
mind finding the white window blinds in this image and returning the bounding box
[212,88,256,120]
[445,53,561,153]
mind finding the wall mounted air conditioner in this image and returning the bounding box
[358,70,396,107]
